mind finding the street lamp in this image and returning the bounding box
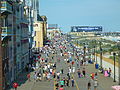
[77,40,78,46]
[117,43,120,85]
[100,41,103,68]
[96,47,98,64]
[83,43,86,62]
[113,52,116,82]
[94,46,95,62]
[73,46,74,56]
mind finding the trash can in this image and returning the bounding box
[95,64,99,69]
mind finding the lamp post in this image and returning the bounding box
[77,40,78,46]
[96,47,98,64]
[73,46,74,56]
[117,43,120,85]
[113,52,116,82]
[100,41,102,68]
[83,43,86,62]
[94,46,95,62]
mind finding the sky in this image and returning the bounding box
[40,0,120,32]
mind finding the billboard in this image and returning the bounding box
[47,24,58,29]
[71,26,102,32]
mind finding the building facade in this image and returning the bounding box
[33,16,47,48]
[0,0,34,89]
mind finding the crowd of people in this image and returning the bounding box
[26,35,100,90]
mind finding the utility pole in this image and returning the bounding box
[83,43,86,62]
[0,0,3,89]
[113,52,116,82]
[100,41,102,68]
[94,45,95,62]
[117,43,120,85]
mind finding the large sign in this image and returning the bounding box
[71,26,102,32]
[47,24,58,29]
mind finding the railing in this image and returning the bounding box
[1,27,12,35]
[0,1,12,13]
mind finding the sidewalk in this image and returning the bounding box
[71,44,118,90]
[8,70,34,90]
[86,64,118,90]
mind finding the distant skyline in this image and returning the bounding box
[40,0,120,32]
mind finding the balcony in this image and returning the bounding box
[1,27,12,40]
[0,1,12,14]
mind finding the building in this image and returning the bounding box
[0,0,3,89]
[33,16,47,48]
[0,0,34,89]
[0,0,14,88]
[47,24,61,40]
[41,16,47,42]
[31,0,39,21]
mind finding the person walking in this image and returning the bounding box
[59,79,64,87]
[67,72,70,80]
[27,73,31,81]
[59,86,64,90]
[61,69,64,74]
[72,67,75,74]
[77,69,81,78]
[82,68,86,77]
[55,80,59,90]
[13,82,18,90]
[66,78,69,87]
[87,81,91,90]
[108,68,111,77]
[71,77,74,87]
[94,79,98,90]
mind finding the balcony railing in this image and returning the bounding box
[0,1,12,14]
[2,27,12,36]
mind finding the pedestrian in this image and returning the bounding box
[108,68,111,77]
[77,69,81,78]
[59,79,64,87]
[104,68,109,77]
[13,82,18,90]
[34,72,37,82]
[59,85,64,90]
[57,72,60,80]
[76,61,79,68]
[63,77,66,86]
[72,67,75,73]
[94,79,98,90]
[82,68,86,77]
[71,61,74,66]
[61,69,64,74]
[94,72,98,79]
[55,80,59,90]
[69,67,72,74]
[66,78,69,87]
[67,72,70,80]
[91,72,95,80]
[25,65,28,72]
[71,77,74,87]
[27,73,30,81]
[87,81,91,90]
[47,72,51,81]
[38,73,42,81]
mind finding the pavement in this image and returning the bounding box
[8,35,118,90]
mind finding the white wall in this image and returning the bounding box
[96,56,119,81]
